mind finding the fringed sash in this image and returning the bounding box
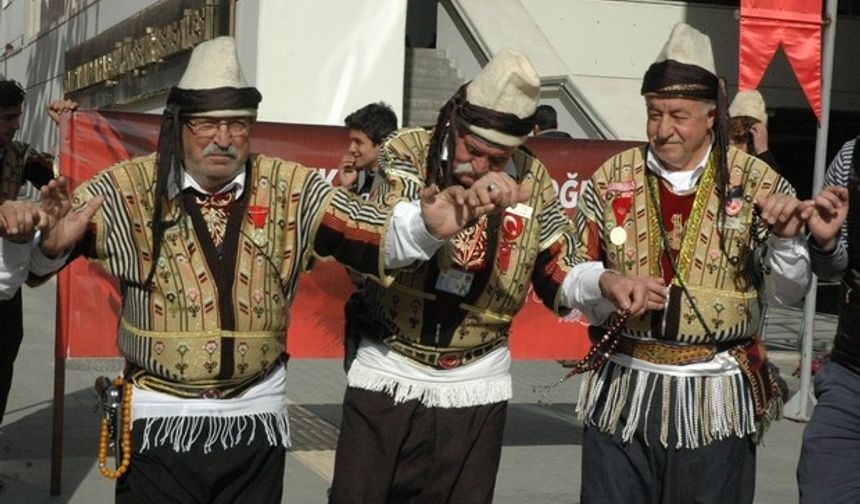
[139,411,290,454]
[577,360,757,449]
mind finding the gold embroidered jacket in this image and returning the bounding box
[72,153,393,397]
[351,128,577,369]
[574,145,795,343]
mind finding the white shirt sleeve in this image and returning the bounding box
[560,261,618,325]
[0,236,36,300]
[29,235,70,276]
[384,200,447,269]
[763,234,811,306]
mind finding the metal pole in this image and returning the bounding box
[783,0,838,421]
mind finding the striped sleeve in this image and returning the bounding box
[809,138,855,279]
[307,168,395,284]
[529,162,578,314]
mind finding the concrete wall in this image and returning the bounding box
[521,0,860,140]
[0,0,406,152]
[0,0,161,149]
[237,0,406,126]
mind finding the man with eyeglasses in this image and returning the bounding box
[32,37,521,503]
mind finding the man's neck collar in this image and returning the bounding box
[646,142,713,193]
[167,166,247,199]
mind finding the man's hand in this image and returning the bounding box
[39,177,103,258]
[337,154,358,189]
[598,271,666,318]
[756,193,805,238]
[801,185,849,252]
[749,122,769,155]
[46,100,78,125]
[419,172,524,239]
[0,200,48,243]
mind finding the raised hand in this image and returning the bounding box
[337,154,358,190]
[46,99,78,125]
[39,177,104,258]
[801,185,849,252]
[598,271,666,317]
[0,200,48,243]
[419,172,525,239]
[756,193,806,238]
[749,122,769,155]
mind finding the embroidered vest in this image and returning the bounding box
[591,146,792,344]
[73,153,331,397]
[353,128,571,368]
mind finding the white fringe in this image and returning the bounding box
[577,362,757,449]
[348,363,512,408]
[140,411,291,454]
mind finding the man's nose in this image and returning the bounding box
[472,156,490,174]
[655,118,674,140]
[213,125,232,147]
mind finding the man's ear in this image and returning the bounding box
[706,104,716,130]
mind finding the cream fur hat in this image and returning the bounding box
[654,23,716,76]
[463,48,540,147]
[176,36,259,118]
[729,90,768,125]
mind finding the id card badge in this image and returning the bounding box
[436,268,475,296]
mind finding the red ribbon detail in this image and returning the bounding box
[611,195,632,227]
[248,205,268,229]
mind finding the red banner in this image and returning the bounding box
[739,0,823,120]
[56,110,636,360]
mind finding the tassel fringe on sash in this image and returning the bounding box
[139,411,291,454]
[348,364,512,408]
[576,361,760,449]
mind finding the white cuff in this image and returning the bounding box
[384,201,447,269]
[31,231,71,276]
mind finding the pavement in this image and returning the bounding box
[0,278,836,503]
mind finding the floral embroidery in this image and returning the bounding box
[203,339,219,373]
[237,342,250,374]
[451,215,488,271]
[175,343,189,375]
[195,192,235,248]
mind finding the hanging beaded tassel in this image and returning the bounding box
[97,378,133,479]
[533,310,630,404]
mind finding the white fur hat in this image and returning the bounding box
[463,48,540,147]
[654,23,716,76]
[176,36,259,117]
[729,90,768,125]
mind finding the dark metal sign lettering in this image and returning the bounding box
[64,0,230,108]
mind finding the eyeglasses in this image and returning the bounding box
[185,118,251,138]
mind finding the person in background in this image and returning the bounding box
[337,102,399,371]
[729,89,779,170]
[337,102,398,199]
[796,137,860,504]
[0,78,76,431]
[532,104,572,139]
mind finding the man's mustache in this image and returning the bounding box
[202,144,238,158]
[452,162,475,177]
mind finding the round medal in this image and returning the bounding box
[609,226,627,246]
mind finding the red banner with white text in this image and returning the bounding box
[56,110,636,360]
